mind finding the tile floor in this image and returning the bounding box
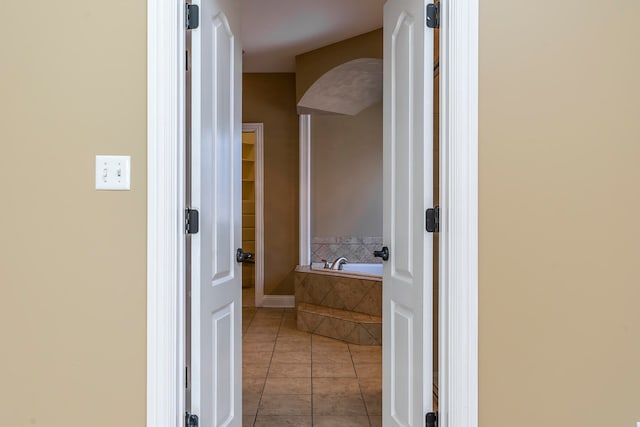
[242,307,382,427]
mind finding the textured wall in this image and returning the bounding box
[295,29,383,103]
[0,1,147,426]
[243,74,299,295]
[311,102,383,263]
[479,0,640,425]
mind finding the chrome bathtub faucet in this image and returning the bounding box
[330,257,348,270]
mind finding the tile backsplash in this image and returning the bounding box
[311,236,384,264]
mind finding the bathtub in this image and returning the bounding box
[295,263,383,345]
[310,262,383,279]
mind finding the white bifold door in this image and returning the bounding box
[383,0,435,426]
[190,0,243,426]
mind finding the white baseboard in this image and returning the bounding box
[259,295,295,308]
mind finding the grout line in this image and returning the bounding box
[253,308,284,426]
[348,343,373,427]
[310,330,314,426]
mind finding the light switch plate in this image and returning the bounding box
[95,155,131,190]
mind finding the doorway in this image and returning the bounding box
[146,0,479,426]
[241,123,264,308]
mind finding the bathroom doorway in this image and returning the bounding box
[147,0,480,424]
[241,123,264,308]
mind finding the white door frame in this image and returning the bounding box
[241,123,265,307]
[146,1,478,426]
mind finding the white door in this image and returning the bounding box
[191,0,243,425]
[382,0,435,426]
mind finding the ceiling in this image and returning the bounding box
[241,0,385,73]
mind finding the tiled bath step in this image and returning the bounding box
[297,302,382,346]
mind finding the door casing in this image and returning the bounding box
[146,1,479,426]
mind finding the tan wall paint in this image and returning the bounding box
[0,1,146,426]
[243,74,299,295]
[3,1,639,424]
[295,29,383,103]
[479,1,640,425]
[311,103,383,238]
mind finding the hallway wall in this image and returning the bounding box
[479,0,640,425]
[0,1,147,426]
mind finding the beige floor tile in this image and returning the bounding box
[268,363,311,378]
[312,335,350,352]
[243,363,270,378]
[349,347,382,365]
[348,344,381,354]
[258,394,312,416]
[362,391,382,415]
[243,392,262,415]
[270,351,311,365]
[274,338,311,353]
[263,377,311,395]
[242,335,277,345]
[243,307,258,318]
[243,377,266,394]
[245,326,280,336]
[282,308,296,317]
[242,415,255,427]
[276,335,311,346]
[358,377,382,393]
[312,394,367,416]
[250,319,282,328]
[312,378,360,395]
[369,415,383,427]
[254,415,311,426]
[354,362,382,378]
[312,363,356,378]
[252,313,284,322]
[278,328,311,338]
[242,351,273,365]
[313,415,370,427]
[280,319,298,329]
[312,349,353,364]
[243,341,276,353]
[242,308,383,426]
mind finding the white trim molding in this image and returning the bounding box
[147,2,185,427]
[299,114,311,266]
[438,0,479,427]
[242,123,265,307]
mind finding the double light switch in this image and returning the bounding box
[95,155,131,190]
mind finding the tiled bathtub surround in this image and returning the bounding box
[295,267,382,345]
[311,236,383,264]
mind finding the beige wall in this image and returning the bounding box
[3,1,640,425]
[311,103,383,238]
[243,74,299,295]
[479,1,640,425]
[0,1,146,426]
[295,29,383,103]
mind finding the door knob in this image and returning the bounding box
[373,246,389,261]
[236,248,255,263]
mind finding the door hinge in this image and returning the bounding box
[185,4,199,30]
[426,412,438,427]
[426,3,440,29]
[426,206,440,233]
[185,208,199,234]
[185,412,199,427]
